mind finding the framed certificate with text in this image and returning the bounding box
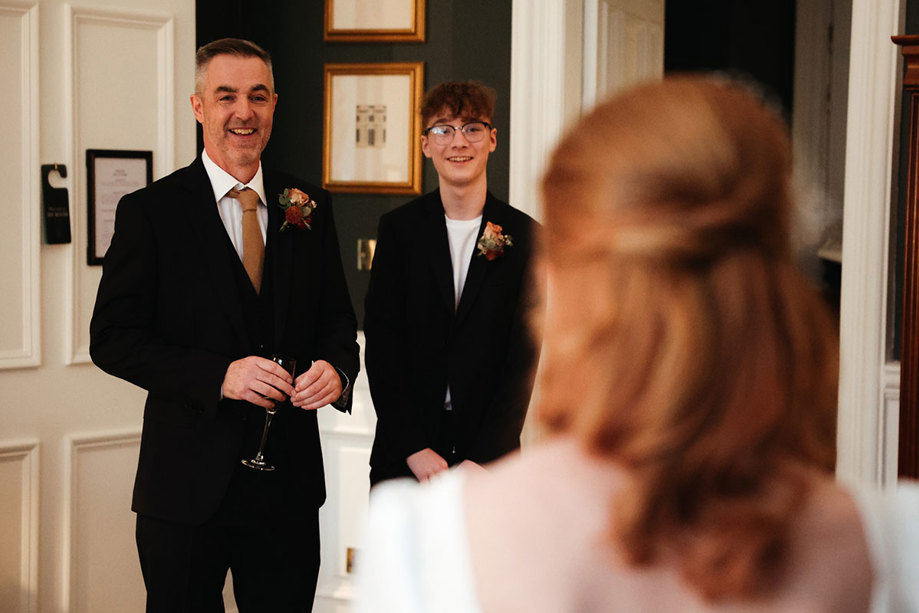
[323,62,424,195]
[86,149,153,265]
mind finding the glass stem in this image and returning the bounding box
[254,412,274,462]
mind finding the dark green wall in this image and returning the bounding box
[197,0,513,325]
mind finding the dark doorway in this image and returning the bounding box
[664,1,797,119]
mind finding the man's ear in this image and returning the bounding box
[190,94,204,124]
[421,135,433,159]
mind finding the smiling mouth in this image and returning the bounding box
[448,156,472,162]
[230,128,255,135]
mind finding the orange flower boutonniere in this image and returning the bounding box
[278,188,317,231]
[476,221,513,260]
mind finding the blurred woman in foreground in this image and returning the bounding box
[356,76,918,612]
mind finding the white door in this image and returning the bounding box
[582,0,664,109]
[0,0,194,611]
[509,0,663,226]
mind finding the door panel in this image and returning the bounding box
[0,1,195,611]
[583,0,664,108]
[0,3,40,371]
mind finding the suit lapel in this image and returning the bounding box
[454,195,500,325]
[424,191,456,311]
[183,159,250,345]
[263,173,294,348]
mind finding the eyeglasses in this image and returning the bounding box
[423,121,492,144]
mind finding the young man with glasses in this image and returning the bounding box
[364,81,541,486]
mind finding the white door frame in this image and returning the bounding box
[837,0,905,487]
[511,0,906,487]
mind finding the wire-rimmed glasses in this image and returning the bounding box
[423,121,492,145]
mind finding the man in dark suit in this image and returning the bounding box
[89,38,359,612]
[364,81,540,486]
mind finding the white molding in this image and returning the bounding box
[62,2,76,366]
[582,0,599,108]
[603,6,623,95]
[510,0,568,223]
[883,362,901,483]
[315,578,356,604]
[837,0,904,487]
[884,362,901,401]
[321,422,375,441]
[633,17,662,80]
[510,0,571,446]
[0,439,39,613]
[582,0,663,111]
[62,429,142,610]
[66,6,174,364]
[0,1,40,370]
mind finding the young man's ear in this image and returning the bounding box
[421,135,433,159]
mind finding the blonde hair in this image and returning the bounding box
[538,76,838,600]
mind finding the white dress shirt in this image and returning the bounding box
[201,150,268,262]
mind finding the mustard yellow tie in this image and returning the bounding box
[227,187,264,293]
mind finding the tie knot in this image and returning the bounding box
[228,187,260,212]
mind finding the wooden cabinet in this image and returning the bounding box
[892,35,919,477]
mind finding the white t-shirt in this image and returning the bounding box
[444,215,483,310]
[443,214,483,411]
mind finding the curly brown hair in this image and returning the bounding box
[420,81,496,127]
[538,76,838,601]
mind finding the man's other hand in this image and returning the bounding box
[291,360,342,410]
[222,356,294,409]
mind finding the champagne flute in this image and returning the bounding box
[241,354,296,471]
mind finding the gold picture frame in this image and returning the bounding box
[324,0,425,43]
[323,62,424,195]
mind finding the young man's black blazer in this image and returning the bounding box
[364,189,540,486]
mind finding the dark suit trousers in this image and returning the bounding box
[136,465,320,613]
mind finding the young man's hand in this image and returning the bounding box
[406,448,448,481]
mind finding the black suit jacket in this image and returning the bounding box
[364,190,540,484]
[90,157,359,524]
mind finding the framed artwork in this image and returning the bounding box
[324,0,425,42]
[323,62,424,195]
[86,149,152,265]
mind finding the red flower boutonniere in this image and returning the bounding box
[476,221,513,260]
[278,188,317,231]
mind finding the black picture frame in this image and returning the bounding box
[86,149,152,265]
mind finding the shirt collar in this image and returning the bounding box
[201,149,267,205]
